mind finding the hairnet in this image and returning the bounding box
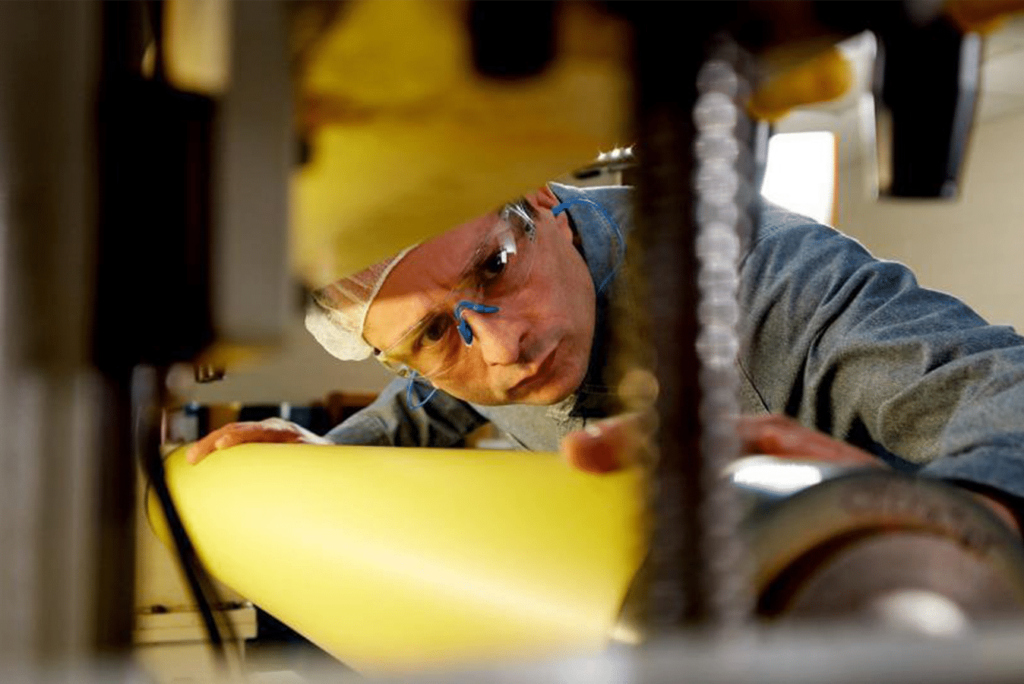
[304,244,419,361]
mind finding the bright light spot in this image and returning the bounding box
[868,590,970,637]
[730,459,823,495]
[761,131,836,225]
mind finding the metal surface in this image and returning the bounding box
[692,47,757,629]
[397,625,1024,684]
[92,0,280,663]
[0,0,108,659]
[628,4,755,632]
[780,532,1024,625]
[748,471,1024,623]
[628,2,706,629]
[212,0,293,349]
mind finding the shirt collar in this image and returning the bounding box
[546,183,634,417]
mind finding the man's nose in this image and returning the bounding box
[462,309,526,365]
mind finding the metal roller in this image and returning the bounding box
[616,464,1024,641]
[746,471,1024,629]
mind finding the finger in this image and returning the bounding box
[561,415,640,474]
[784,434,879,467]
[186,422,255,464]
[212,427,302,452]
[185,424,241,464]
[738,415,879,467]
[561,428,621,474]
[186,435,218,464]
[186,422,301,464]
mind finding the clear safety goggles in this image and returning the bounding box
[375,202,537,381]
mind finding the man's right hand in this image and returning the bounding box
[560,413,882,474]
[186,418,330,464]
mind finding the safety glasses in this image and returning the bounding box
[375,202,538,381]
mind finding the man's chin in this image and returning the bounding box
[458,385,572,407]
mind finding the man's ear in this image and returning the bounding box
[526,185,560,211]
[525,186,573,241]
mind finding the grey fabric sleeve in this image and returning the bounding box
[322,376,490,447]
[740,205,1024,502]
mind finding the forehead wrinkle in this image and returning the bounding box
[391,212,499,292]
[366,213,497,349]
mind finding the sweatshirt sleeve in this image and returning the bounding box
[323,376,490,447]
[740,204,1024,502]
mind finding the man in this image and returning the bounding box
[188,182,1024,532]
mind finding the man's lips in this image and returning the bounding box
[509,343,559,394]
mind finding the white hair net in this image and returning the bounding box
[304,244,419,361]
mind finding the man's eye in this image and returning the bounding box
[421,316,451,347]
[481,248,510,280]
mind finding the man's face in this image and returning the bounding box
[362,187,597,406]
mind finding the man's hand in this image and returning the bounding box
[560,413,1021,538]
[736,414,881,467]
[560,414,643,474]
[185,418,330,464]
[560,413,880,474]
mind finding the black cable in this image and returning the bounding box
[136,369,238,667]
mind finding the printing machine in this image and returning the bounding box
[3,1,1024,681]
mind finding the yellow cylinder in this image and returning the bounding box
[148,444,644,674]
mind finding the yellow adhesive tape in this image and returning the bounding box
[748,47,854,123]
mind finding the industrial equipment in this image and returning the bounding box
[4,1,1024,682]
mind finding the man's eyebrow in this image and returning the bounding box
[466,239,496,270]
[449,220,500,278]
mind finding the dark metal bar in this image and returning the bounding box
[629,2,710,629]
[624,1,754,632]
[92,0,217,654]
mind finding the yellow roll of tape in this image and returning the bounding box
[748,47,854,123]
[149,444,644,674]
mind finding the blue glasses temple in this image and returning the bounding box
[406,371,437,410]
